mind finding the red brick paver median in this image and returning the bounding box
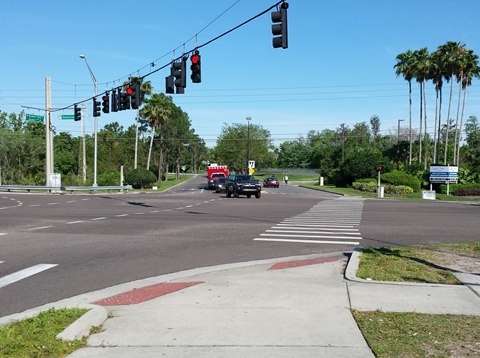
[93,281,203,306]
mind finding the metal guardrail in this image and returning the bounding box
[0,185,132,193]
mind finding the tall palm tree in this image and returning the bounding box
[430,50,445,163]
[394,50,415,165]
[455,49,480,164]
[140,93,172,180]
[412,48,431,167]
[436,41,466,164]
[124,77,153,169]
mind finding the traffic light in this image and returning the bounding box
[171,57,187,94]
[127,84,141,109]
[74,105,82,121]
[111,90,118,112]
[120,92,130,110]
[190,50,201,83]
[271,2,289,49]
[376,165,384,172]
[165,75,174,94]
[93,98,101,117]
[102,92,110,114]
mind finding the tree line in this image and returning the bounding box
[0,41,479,187]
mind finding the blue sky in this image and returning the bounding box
[1,0,479,147]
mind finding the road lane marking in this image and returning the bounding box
[0,264,58,289]
[91,217,108,221]
[28,226,54,231]
[254,238,359,245]
[66,221,85,224]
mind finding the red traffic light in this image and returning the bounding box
[190,54,200,64]
[102,95,109,101]
[126,86,134,95]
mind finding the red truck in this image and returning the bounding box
[206,164,229,189]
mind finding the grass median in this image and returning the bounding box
[353,242,480,357]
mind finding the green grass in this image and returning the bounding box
[353,242,480,357]
[300,183,480,202]
[0,308,89,357]
[352,311,480,358]
[356,246,460,284]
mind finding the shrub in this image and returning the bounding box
[352,181,377,192]
[97,170,121,186]
[381,171,420,192]
[384,185,414,195]
[438,183,480,196]
[124,168,157,189]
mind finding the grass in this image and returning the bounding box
[352,311,480,358]
[356,246,460,284]
[0,308,89,357]
[300,183,480,202]
[353,242,480,357]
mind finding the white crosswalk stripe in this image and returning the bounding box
[0,263,58,289]
[254,197,365,246]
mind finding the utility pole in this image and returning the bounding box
[45,77,54,185]
[81,105,86,183]
[246,116,251,173]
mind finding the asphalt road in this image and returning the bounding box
[1,176,479,317]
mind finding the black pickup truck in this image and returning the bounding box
[225,174,262,199]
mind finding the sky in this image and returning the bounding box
[1,0,479,148]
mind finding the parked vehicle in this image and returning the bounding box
[206,164,229,189]
[225,174,261,199]
[263,176,280,188]
[214,177,228,193]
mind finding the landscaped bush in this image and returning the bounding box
[381,171,421,192]
[124,168,157,189]
[352,181,377,192]
[438,183,480,196]
[384,185,414,195]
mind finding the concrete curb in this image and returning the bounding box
[57,306,109,341]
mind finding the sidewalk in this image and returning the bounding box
[2,250,480,357]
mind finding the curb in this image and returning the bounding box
[57,306,108,341]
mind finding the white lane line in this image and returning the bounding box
[259,233,362,240]
[28,226,54,231]
[115,214,129,217]
[91,217,108,221]
[265,229,361,235]
[0,264,58,289]
[66,200,76,203]
[0,233,7,236]
[254,238,359,245]
[275,225,357,231]
[28,204,41,207]
[47,202,58,205]
[66,220,85,224]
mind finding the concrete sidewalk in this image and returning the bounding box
[2,250,480,357]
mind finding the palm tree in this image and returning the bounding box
[436,41,466,164]
[140,93,172,181]
[454,49,479,164]
[124,77,153,169]
[430,50,445,163]
[412,48,431,167]
[394,50,415,165]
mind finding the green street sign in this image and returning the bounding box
[61,114,75,120]
[26,114,44,123]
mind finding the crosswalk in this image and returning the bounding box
[0,262,57,289]
[254,197,364,246]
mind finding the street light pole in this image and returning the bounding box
[246,116,251,173]
[79,54,98,187]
